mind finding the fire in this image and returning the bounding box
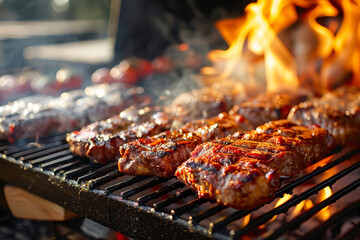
[316,186,332,221]
[206,0,360,93]
[269,193,292,222]
[240,214,251,228]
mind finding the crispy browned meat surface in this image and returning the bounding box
[230,91,309,126]
[180,113,254,141]
[67,107,171,164]
[119,131,202,177]
[176,157,280,209]
[118,113,252,177]
[288,86,360,146]
[175,119,335,209]
[166,87,238,126]
[0,84,151,142]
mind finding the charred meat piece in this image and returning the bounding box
[0,84,151,142]
[230,91,309,126]
[166,87,242,126]
[180,113,253,142]
[119,131,202,177]
[118,113,253,177]
[176,119,335,209]
[176,156,280,209]
[288,86,360,146]
[67,108,172,164]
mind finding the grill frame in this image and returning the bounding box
[0,134,359,239]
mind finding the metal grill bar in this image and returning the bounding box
[0,134,359,240]
[105,176,150,194]
[153,189,194,211]
[209,210,248,233]
[18,144,69,161]
[52,160,83,174]
[77,161,118,183]
[263,179,360,240]
[189,204,226,225]
[30,149,72,165]
[64,164,98,179]
[232,160,360,238]
[302,199,360,240]
[11,141,65,158]
[40,155,75,168]
[120,177,171,199]
[170,198,209,217]
[0,135,64,153]
[87,170,123,190]
[137,181,185,205]
[276,148,360,197]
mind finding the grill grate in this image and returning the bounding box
[0,134,359,239]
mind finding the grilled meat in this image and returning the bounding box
[0,84,151,142]
[119,131,202,177]
[230,91,309,126]
[118,113,253,177]
[176,119,335,209]
[67,107,172,164]
[288,86,360,146]
[176,157,280,209]
[180,113,253,142]
[166,87,242,126]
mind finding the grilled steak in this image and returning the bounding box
[288,86,360,146]
[166,87,244,126]
[0,84,151,142]
[67,107,172,164]
[175,119,335,209]
[230,91,309,126]
[118,113,253,177]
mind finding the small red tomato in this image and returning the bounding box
[152,56,173,73]
[56,68,83,89]
[110,62,139,85]
[91,68,115,85]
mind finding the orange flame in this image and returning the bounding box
[316,186,332,221]
[241,214,251,228]
[207,0,360,93]
[270,194,292,222]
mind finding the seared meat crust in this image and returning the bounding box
[67,107,171,164]
[230,91,309,126]
[0,84,151,142]
[119,131,202,177]
[176,119,335,209]
[118,113,253,177]
[166,87,236,126]
[176,157,280,209]
[288,86,360,146]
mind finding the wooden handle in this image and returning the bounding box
[4,185,78,221]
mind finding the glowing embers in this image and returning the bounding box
[205,0,360,93]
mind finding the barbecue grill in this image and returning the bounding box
[0,134,359,239]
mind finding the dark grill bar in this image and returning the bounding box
[232,161,360,238]
[263,179,360,240]
[0,134,359,239]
